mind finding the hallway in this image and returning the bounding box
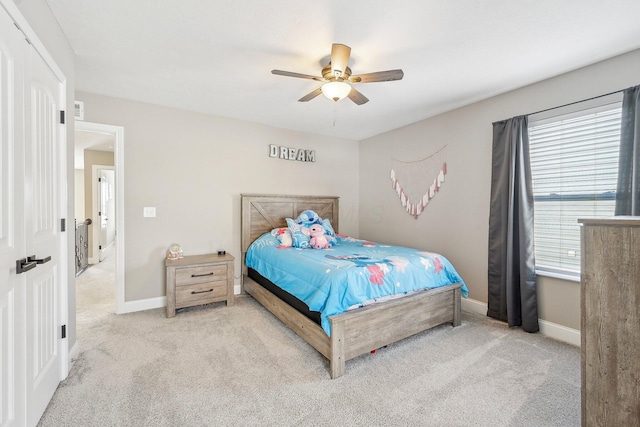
[75,255,115,324]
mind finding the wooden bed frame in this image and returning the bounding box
[241,194,462,378]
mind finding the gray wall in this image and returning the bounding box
[75,92,360,302]
[359,48,640,331]
[74,169,84,220]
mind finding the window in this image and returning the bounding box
[528,99,622,279]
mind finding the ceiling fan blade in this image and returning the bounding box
[272,70,325,82]
[298,87,323,102]
[347,87,369,105]
[330,44,351,78]
[349,69,404,84]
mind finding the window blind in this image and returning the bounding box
[528,104,621,275]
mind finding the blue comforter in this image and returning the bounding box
[246,233,468,336]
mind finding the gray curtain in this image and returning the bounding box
[487,116,539,333]
[615,85,640,216]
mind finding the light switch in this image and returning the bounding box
[143,207,156,217]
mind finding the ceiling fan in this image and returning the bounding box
[271,43,404,105]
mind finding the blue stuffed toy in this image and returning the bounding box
[292,210,336,248]
[295,210,323,227]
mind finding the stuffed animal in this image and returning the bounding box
[271,227,292,248]
[309,224,331,249]
[295,210,323,227]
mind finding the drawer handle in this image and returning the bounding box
[191,272,214,278]
[191,288,214,295]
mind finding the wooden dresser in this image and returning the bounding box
[579,217,639,426]
[165,253,235,317]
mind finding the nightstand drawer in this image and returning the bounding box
[175,281,227,308]
[165,253,235,317]
[175,264,227,286]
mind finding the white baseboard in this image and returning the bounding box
[121,296,166,313]
[461,297,488,315]
[461,297,580,347]
[113,294,581,346]
[539,319,581,347]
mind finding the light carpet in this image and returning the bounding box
[39,262,580,426]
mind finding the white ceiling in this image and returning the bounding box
[74,130,113,169]
[46,0,640,141]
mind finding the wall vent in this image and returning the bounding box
[74,100,84,120]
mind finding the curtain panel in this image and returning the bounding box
[615,85,640,215]
[488,116,539,333]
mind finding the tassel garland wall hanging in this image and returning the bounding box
[390,145,447,219]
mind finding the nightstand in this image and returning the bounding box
[165,253,235,317]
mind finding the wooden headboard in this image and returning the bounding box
[240,194,339,278]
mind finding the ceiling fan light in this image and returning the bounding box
[321,81,351,102]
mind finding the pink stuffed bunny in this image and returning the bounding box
[309,224,331,249]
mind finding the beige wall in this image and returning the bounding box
[74,169,84,220]
[75,92,360,302]
[82,150,114,259]
[359,48,640,331]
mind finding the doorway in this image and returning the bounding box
[74,121,125,314]
[93,165,116,262]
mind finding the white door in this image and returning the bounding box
[23,41,64,426]
[98,168,115,261]
[0,6,65,424]
[0,7,26,426]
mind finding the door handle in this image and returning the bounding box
[28,255,52,264]
[16,258,37,274]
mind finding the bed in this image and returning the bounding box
[241,194,466,378]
